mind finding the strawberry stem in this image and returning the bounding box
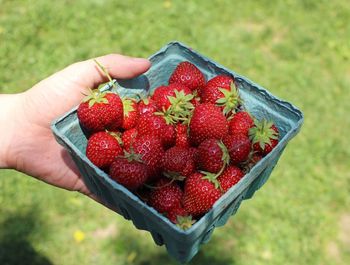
[94,59,116,88]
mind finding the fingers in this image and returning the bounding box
[62,54,151,89]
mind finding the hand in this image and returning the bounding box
[0,54,151,198]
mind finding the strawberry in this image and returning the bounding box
[162,123,176,148]
[249,119,279,155]
[162,146,195,179]
[223,133,251,164]
[121,128,138,150]
[109,155,148,190]
[168,207,195,230]
[189,103,228,146]
[138,97,157,116]
[175,123,190,148]
[196,139,230,173]
[169,61,206,92]
[122,98,139,130]
[200,75,233,103]
[217,166,244,192]
[229,111,254,136]
[137,114,175,148]
[148,181,183,214]
[77,90,123,132]
[183,172,222,216]
[132,134,165,181]
[86,131,123,169]
[152,83,193,111]
[151,85,169,109]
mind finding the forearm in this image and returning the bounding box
[0,93,24,168]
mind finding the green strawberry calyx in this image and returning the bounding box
[155,90,195,125]
[122,98,137,117]
[164,171,187,181]
[82,89,111,108]
[122,149,143,163]
[216,82,241,116]
[248,119,279,150]
[218,140,230,166]
[175,215,195,230]
[107,130,123,145]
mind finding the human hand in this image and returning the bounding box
[0,54,151,198]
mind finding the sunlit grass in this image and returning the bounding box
[1,0,349,264]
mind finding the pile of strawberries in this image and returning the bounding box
[77,61,279,229]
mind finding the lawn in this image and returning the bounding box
[1,0,349,264]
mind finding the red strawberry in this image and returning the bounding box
[122,98,139,130]
[109,156,148,190]
[162,123,176,148]
[152,83,193,111]
[148,181,183,214]
[175,123,190,148]
[249,120,279,155]
[138,97,157,116]
[121,128,138,150]
[217,166,244,192]
[169,61,206,92]
[229,111,254,136]
[168,207,195,230]
[189,103,228,146]
[201,75,233,103]
[86,131,123,169]
[137,114,175,148]
[196,138,230,173]
[77,90,123,132]
[132,134,164,181]
[162,146,195,179]
[223,133,251,164]
[151,85,169,109]
[183,172,222,217]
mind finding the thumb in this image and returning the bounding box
[59,54,151,89]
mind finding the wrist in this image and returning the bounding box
[0,93,24,169]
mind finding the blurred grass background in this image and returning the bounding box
[1,0,349,264]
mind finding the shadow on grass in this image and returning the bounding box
[0,209,52,265]
[106,223,238,265]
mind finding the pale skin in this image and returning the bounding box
[0,54,151,200]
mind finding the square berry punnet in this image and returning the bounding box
[51,41,303,263]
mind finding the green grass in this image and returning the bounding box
[1,0,350,264]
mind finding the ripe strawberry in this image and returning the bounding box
[168,207,195,230]
[169,61,206,92]
[196,139,230,173]
[132,134,165,181]
[175,123,190,148]
[249,119,279,155]
[223,133,251,164]
[183,172,222,216]
[86,131,123,169]
[109,156,148,190]
[121,128,138,150]
[122,98,139,130]
[162,123,176,148]
[77,90,123,132]
[152,83,193,111]
[148,181,183,214]
[217,166,244,192]
[189,103,228,146]
[138,97,157,116]
[229,111,254,136]
[201,75,233,103]
[151,85,169,109]
[137,114,175,148]
[162,146,195,179]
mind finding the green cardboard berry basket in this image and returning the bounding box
[51,41,303,263]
